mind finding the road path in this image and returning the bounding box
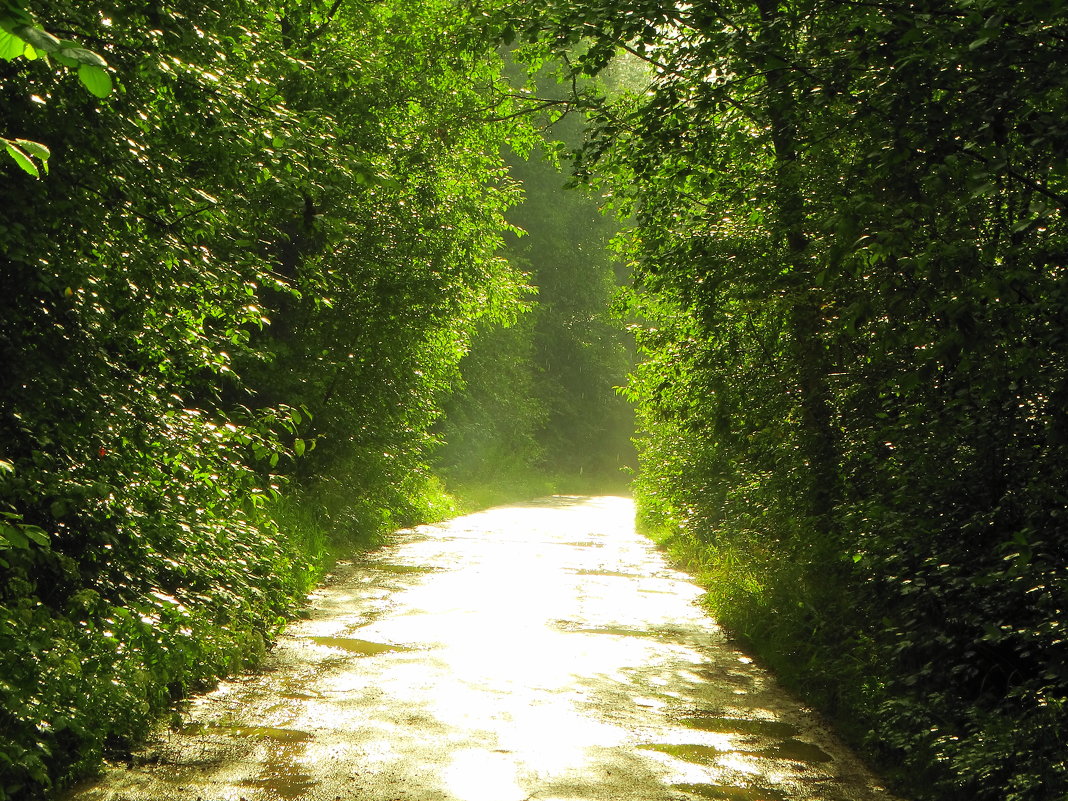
[68,496,899,801]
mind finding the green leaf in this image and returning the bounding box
[15,138,49,161]
[0,7,34,32]
[0,458,12,474]
[77,63,113,98]
[58,46,107,67]
[23,527,49,547]
[0,28,23,60]
[12,24,60,52]
[5,142,39,177]
[294,438,306,457]
[15,139,49,174]
[0,524,28,549]
[52,49,77,67]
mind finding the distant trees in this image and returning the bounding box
[435,81,635,496]
[501,1,1068,799]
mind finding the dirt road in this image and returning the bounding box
[66,496,899,801]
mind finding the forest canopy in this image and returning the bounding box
[2,1,1067,801]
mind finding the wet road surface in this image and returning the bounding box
[67,496,899,801]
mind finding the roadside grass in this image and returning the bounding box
[635,506,882,775]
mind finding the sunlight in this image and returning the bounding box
[443,749,526,801]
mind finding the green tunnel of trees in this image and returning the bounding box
[1,1,1066,801]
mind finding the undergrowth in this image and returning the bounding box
[0,471,459,801]
[637,494,1068,801]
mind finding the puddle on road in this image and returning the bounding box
[180,723,312,743]
[682,715,801,739]
[642,737,833,766]
[365,563,439,574]
[279,689,322,700]
[641,743,728,765]
[673,782,787,801]
[572,625,660,638]
[554,619,662,638]
[246,747,317,800]
[307,636,413,655]
[761,739,833,763]
[245,771,317,800]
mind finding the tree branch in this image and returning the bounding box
[306,0,347,43]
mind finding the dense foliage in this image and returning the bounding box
[5,0,1066,798]
[502,1,1068,799]
[0,1,532,797]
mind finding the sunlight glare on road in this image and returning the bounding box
[65,496,899,801]
[443,749,526,801]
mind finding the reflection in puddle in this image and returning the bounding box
[279,690,322,700]
[642,737,832,766]
[246,763,316,799]
[572,626,659,638]
[682,715,800,739]
[244,742,318,800]
[761,739,833,764]
[307,636,412,655]
[633,695,665,709]
[641,743,728,765]
[366,563,438,574]
[674,782,787,801]
[180,723,312,743]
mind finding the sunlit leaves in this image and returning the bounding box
[2,136,48,177]
[0,519,49,549]
[0,26,23,59]
[0,8,112,99]
[57,45,107,68]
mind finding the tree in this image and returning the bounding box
[498,1,1068,798]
